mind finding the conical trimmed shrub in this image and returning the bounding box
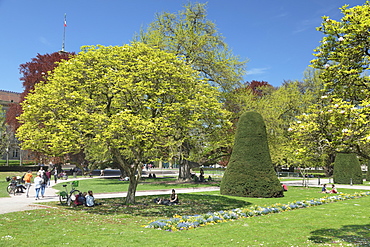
[220,111,283,198]
[333,153,363,184]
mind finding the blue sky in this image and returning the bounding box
[0,0,367,93]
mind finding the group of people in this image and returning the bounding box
[74,190,99,207]
[8,168,56,199]
[24,168,52,200]
[153,189,179,206]
[321,184,338,193]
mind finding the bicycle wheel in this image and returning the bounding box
[59,191,68,205]
[67,189,80,206]
[7,185,16,195]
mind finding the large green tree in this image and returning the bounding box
[17,43,229,203]
[291,2,370,175]
[136,2,246,95]
[136,3,245,176]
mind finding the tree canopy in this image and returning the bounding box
[136,2,246,99]
[17,43,229,203]
[6,52,74,132]
[289,2,370,174]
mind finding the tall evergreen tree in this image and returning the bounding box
[333,153,363,184]
[220,112,283,198]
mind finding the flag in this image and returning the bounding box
[64,14,67,27]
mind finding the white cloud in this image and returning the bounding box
[247,68,269,75]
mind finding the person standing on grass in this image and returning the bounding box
[23,170,33,198]
[34,173,43,200]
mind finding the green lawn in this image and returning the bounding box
[54,177,219,194]
[0,184,369,246]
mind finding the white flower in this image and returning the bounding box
[296,121,301,124]
[326,18,330,22]
[321,95,328,99]
[288,128,293,132]
[338,37,344,41]
[342,129,348,133]
[334,104,339,108]
[340,110,345,114]
[324,64,330,69]
[328,109,333,113]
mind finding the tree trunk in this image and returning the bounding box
[324,153,335,177]
[125,175,139,204]
[110,147,142,204]
[178,159,199,181]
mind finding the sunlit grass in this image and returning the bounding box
[0,187,369,246]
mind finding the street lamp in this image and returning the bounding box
[6,147,9,166]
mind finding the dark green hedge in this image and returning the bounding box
[220,112,283,198]
[333,153,363,184]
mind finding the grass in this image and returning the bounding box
[53,177,219,194]
[0,185,370,246]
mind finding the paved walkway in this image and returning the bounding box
[1,177,368,215]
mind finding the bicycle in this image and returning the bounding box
[6,182,17,196]
[58,181,80,206]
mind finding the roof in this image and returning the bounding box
[0,90,21,103]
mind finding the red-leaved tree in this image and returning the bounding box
[6,52,74,131]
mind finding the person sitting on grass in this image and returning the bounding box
[85,190,101,207]
[85,190,95,207]
[330,184,338,194]
[281,183,288,191]
[154,198,170,206]
[321,184,329,193]
[169,189,179,205]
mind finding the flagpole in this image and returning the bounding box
[61,13,66,52]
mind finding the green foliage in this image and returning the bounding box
[136,2,246,95]
[307,2,370,160]
[220,112,283,198]
[238,78,321,166]
[17,43,229,203]
[333,153,363,184]
[136,2,244,166]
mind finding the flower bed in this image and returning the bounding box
[144,192,370,231]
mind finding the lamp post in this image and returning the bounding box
[6,147,9,166]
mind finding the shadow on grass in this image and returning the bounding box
[64,194,251,217]
[309,224,370,245]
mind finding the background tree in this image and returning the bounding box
[136,2,245,177]
[6,52,74,132]
[17,43,229,204]
[234,77,320,168]
[291,2,370,177]
[220,111,283,198]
